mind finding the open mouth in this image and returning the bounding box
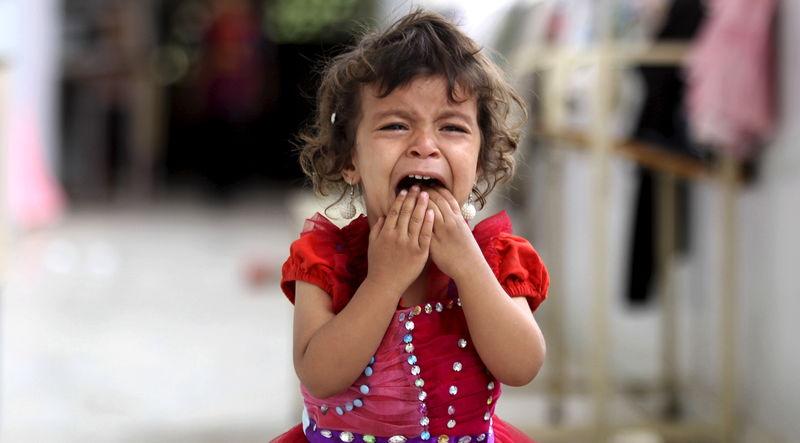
[396,174,444,194]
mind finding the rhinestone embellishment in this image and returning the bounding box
[448,405,455,415]
[477,434,486,441]
[415,378,425,388]
[363,436,376,443]
[420,416,430,426]
[320,429,332,438]
[487,381,495,390]
[339,431,355,442]
[435,302,444,312]
[424,303,433,314]
[458,338,467,348]
[418,390,428,401]
[405,320,415,331]
[411,365,421,375]
[437,436,449,443]
[458,437,472,443]
[389,436,408,443]
[405,343,415,353]
[453,361,463,372]
[447,419,456,428]
[449,385,458,395]
[484,412,491,421]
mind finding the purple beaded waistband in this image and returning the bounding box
[304,419,494,443]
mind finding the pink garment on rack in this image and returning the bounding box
[7,108,66,229]
[684,0,777,159]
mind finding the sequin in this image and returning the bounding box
[420,416,430,426]
[345,401,354,411]
[458,338,467,349]
[484,412,491,421]
[413,306,422,316]
[418,390,427,401]
[364,366,373,376]
[320,429,333,438]
[458,437,472,443]
[336,406,344,415]
[477,434,486,442]
[353,398,363,407]
[487,396,493,405]
[487,381,495,390]
[418,403,427,414]
[448,405,455,415]
[447,419,456,428]
[407,355,417,365]
[339,431,355,442]
[415,378,425,388]
[452,362,462,372]
[405,321,415,331]
[359,384,370,395]
[399,313,406,322]
[435,302,444,312]
[411,365,421,375]
[421,431,431,440]
[389,436,407,443]
[438,436,449,443]
[405,343,415,353]
[363,436,376,443]
[403,334,413,343]
[320,405,328,415]
[424,303,433,314]
[449,385,458,395]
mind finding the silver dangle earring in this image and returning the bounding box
[461,192,476,221]
[339,182,357,219]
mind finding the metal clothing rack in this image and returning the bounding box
[507,8,740,442]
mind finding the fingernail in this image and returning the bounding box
[420,191,428,199]
[400,189,408,196]
[411,185,420,192]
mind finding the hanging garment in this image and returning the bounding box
[684,0,778,159]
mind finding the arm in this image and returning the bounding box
[427,189,546,386]
[293,186,434,398]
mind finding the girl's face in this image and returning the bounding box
[345,75,481,226]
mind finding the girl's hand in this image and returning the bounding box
[427,188,485,280]
[366,186,434,295]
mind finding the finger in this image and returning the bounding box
[386,189,408,230]
[397,185,420,234]
[370,216,385,242]
[428,197,446,227]
[427,190,452,224]
[418,208,434,249]
[408,190,429,240]
[436,187,462,214]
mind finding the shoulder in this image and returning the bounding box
[281,213,370,312]
[472,211,550,311]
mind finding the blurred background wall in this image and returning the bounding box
[1,0,798,442]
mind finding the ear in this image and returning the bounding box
[341,159,361,185]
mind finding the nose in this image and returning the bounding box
[407,130,441,159]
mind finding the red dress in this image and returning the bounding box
[274,211,549,443]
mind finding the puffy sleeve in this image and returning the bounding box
[280,231,336,306]
[473,211,550,312]
[280,213,370,313]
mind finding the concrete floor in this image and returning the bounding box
[2,193,304,442]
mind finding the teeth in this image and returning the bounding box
[408,174,432,180]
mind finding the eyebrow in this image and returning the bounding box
[372,109,475,124]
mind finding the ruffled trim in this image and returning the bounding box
[282,210,548,313]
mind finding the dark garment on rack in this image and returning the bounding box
[626,0,704,305]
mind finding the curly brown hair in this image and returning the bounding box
[297,9,527,212]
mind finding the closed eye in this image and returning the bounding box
[442,125,469,133]
[380,123,407,131]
